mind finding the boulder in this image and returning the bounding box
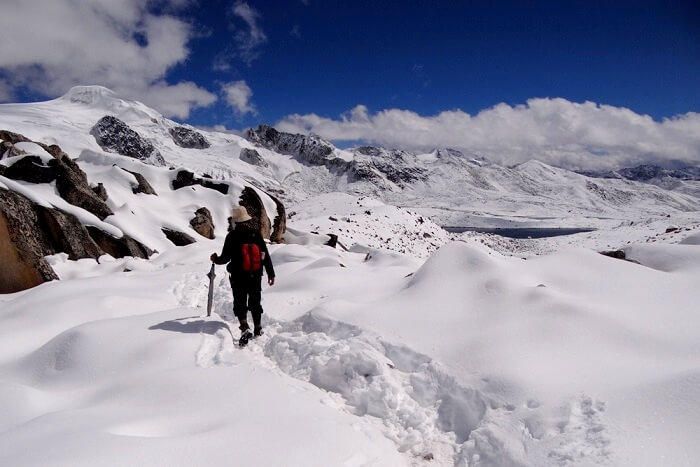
[169,126,210,149]
[0,129,31,145]
[266,192,286,243]
[0,188,59,293]
[239,187,271,239]
[91,116,165,166]
[172,169,228,194]
[190,207,215,239]
[239,148,268,167]
[162,228,196,246]
[3,155,57,183]
[599,250,626,260]
[54,155,113,220]
[87,226,153,259]
[38,207,103,260]
[122,168,157,195]
[92,183,108,201]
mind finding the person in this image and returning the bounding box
[211,206,275,346]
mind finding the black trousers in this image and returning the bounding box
[230,274,263,332]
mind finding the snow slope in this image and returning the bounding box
[1,86,700,466]
[2,236,699,466]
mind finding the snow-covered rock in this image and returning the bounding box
[169,126,210,149]
[91,116,165,166]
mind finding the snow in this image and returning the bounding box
[1,86,699,466]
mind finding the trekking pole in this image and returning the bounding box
[206,263,216,317]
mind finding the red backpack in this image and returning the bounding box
[241,243,262,272]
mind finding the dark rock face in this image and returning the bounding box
[54,155,113,220]
[162,228,196,246]
[245,125,336,167]
[239,148,268,167]
[600,250,626,260]
[91,116,165,166]
[121,168,157,195]
[172,170,228,194]
[239,187,271,239]
[38,207,103,260]
[169,126,210,149]
[3,156,57,183]
[266,192,286,243]
[87,226,153,259]
[0,129,31,145]
[92,183,108,201]
[190,207,215,239]
[0,189,59,293]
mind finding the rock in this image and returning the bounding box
[92,183,108,201]
[3,156,57,183]
[54,155,113,220]
[0,129,31,145]
[239,148,268,167]
[325,234,338,248]
[266,192,286,243]
[171,170,228,194]
[600,250,626,260]
[239,187,271,239]
[91,116,165,166]
[665,225,679,233]
[169,126,210,149]
[0,188,59,293]
[162,228,196,246]
[190,207,215,239]
[87,226,153,259]
[245,125,337,166]
[121,168,157,195]
[38,207,103,260]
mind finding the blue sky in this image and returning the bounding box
[1,0,699,168]
[178,0,700,128]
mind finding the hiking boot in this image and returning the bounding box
[239,330,253,347]
[254,328,264,338]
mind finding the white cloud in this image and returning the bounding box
[276,99,700,170]
[0,0,216,118]
[222,80,255,116]
[232,1,267,65]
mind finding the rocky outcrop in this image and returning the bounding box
[92,183,108,201]
[169,126,210,149]
[38,207,103,260]
[245,125,336,167]
[190,207,215,239]
[0,129,31,145]
[3,156,57,183]
[91,116,165,166]
[122,168,157,195]
[239,148,268,167]
[86,226,153,259]
[172,170,228,195]
[0,188,58,293]
[162,228,196,246]
[239,187,271,239]
[54,155,113,220]
[266,192,286,243]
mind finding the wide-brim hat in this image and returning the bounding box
[231,205,252,223]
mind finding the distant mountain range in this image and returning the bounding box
[1,87,698,232]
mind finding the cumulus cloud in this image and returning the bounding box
[0,0,216,118]
[222,80,255,116]
[276,99,700,169]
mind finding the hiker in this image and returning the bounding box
[210,206,275,346]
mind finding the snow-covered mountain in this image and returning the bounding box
[3,86,698,231]
[1,87,700,466]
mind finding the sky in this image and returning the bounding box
[0,0,699,169]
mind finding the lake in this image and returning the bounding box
[443,227,596,239]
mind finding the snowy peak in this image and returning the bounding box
[59,85,121,105]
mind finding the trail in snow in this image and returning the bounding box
[174,271,612,466]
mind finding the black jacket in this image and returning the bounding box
[213,223,275,279]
